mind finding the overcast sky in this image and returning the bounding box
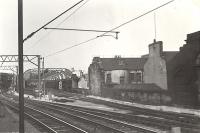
[0,0,200,72]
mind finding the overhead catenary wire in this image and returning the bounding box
[25,0,91,52]
[56,0,91,28]
[99,0,174,37]
[23,0,84,43]
[45,37,98,57]
[45,0,175,58]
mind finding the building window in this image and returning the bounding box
[129,73,136,83]
[136,72,142,83]
[120,76,125,84]
[129,71,142,83]
[118,60,124,65]
[106,73,111,83]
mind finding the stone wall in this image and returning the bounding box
[71,74,79,88]
[101,87,171,105]
[167,31,200,107]
[196,64,200,105]
[88,63,104,96]
[78,77,88,89]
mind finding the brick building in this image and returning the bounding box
[88,31,200,107]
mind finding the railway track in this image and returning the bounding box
[26,99,160,133]
[1,99,87,133]
[42,91,200,131]
[27,99,200,133]
[48,91,200,125]
[2,96,160,133]
[81,97,200,124]
[2,93,200,132]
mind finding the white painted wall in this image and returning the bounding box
[105,70,128,84]
[78,77,88,89]
[144,41,168,90]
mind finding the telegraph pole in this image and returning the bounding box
[18,0,24,132]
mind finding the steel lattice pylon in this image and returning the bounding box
[0,55,39,66]
[0,55,42,91]
[24,68,72,81]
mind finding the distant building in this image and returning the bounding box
[88,56,147,95]
[24,68,74,92]
[88,41,177,95]
[167,31,200,107]
[0,73,13,92]
[78,73,88,89]
[88,31,200,107]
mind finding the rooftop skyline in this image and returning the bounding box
[1,0,200,72]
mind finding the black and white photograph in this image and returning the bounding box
[0,0,200,132]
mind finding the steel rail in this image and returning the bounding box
[81,97,200,124]
[26,103,130,133]
[35,91,199,128]
[3,94,200,133]
[51,102,170,129]
[28,100,161,133]
[62,103,200,130]
[50,91,199,124]
[2,99,87,133]
[30,96,200,132]
[2,96,126,133]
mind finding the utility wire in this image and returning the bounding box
[45,0,175,58]
[45,37,98,57]
[23,0,84,43]
[99,0,174,37]
[25,0,90,51]
[56,0,91,28]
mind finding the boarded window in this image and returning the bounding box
[106,73,111,83]
[129,71,142,83]
[136,72,142,82]
[118,60,124,65]
[129,73,136,83]
[120,76,125,84]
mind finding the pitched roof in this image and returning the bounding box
[98,58,147,70]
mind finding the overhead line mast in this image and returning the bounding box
[18,0,24,132]
[44,27,119,33]
[44,27,120,39]
[18,1,85,132]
